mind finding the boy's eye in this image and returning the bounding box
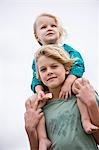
[40,68,46,72]
[51,65,58,68]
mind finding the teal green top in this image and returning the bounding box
[31,44,85,93]
[43,94,99,150]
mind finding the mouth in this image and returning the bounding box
[47,76,57,81]
[46,32,54,36]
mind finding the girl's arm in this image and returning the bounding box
[31,59,44,93]
[59,74,77,99]
[59,44,85,99]
[63,44,85,77]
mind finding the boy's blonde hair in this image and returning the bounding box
[34,45,74,80]
[33,13,66,45]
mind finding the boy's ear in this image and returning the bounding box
[65,67,70,75]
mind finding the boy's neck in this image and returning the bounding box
[49,86,61,100]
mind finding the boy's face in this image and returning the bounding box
[35,16,60,45]
[37,56,66,90]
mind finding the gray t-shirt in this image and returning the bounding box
[43,94,99,150]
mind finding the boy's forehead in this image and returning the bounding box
[37,56,60,66]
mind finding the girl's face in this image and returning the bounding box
[37,56,67,90]
[35,16,60,45]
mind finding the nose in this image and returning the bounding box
[47,25,53,31]
[47,67,53,76]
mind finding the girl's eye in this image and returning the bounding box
[51,24,57,27]
[40,25,46,29]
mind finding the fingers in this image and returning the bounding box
[81,78,89,86]
[45,93,52,99]
[38,93,44,100]
[73,86,80,94]
[74,79,82,89]
[59,91,62,99]
[59,91,65,99]
[69,90,71,98]
[33,100,39,110]
[59,91,69,100]
[38,111,44,119]
[37,91,45,101]
[37,93,52,104]
[36,108,44,119]
[25,99,31,111]
[65,92,68,100]
[72,78,84,94]
[25,95,39,110]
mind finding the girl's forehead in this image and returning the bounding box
[36,16,57,25]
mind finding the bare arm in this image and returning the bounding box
[59,74,77,99]
[25,127,38,150]
[86,98,99,144]
[24,95,44,150]
[72,78,99,144]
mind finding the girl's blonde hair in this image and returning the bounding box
[33,13,66,45]
[34,45,74,80]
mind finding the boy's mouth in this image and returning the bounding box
[47,76,57,81]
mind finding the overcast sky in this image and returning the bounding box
[0,0,99,149]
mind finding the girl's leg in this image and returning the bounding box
[37,116,51,150]
[77,98,98,134]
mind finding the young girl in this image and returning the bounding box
[31,13,85,100]
[34,45,98,150]
[25,44,99,150]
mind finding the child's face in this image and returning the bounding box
[37,56,66,90]
[35,16,60,45]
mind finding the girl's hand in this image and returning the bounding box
[37,92,53,108]
[37,90,46,100]
[59,82,72,100]
[59,74,77,100]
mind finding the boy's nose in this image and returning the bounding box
[47,68,53,75]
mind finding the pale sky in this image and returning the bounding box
[0,0,99,149]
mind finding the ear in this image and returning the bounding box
[35,35,42,45]
[35,34,38,40]
[65,67,70,75]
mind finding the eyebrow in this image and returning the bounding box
[39,63,59,68]
[39,66,46,70]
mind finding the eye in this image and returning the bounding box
[40,25,46,29]
[51,24,57,27]
[40,68,46,72]
[51,65,58,68]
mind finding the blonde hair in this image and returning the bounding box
[34,45,74,80]
[33,13,66,45]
